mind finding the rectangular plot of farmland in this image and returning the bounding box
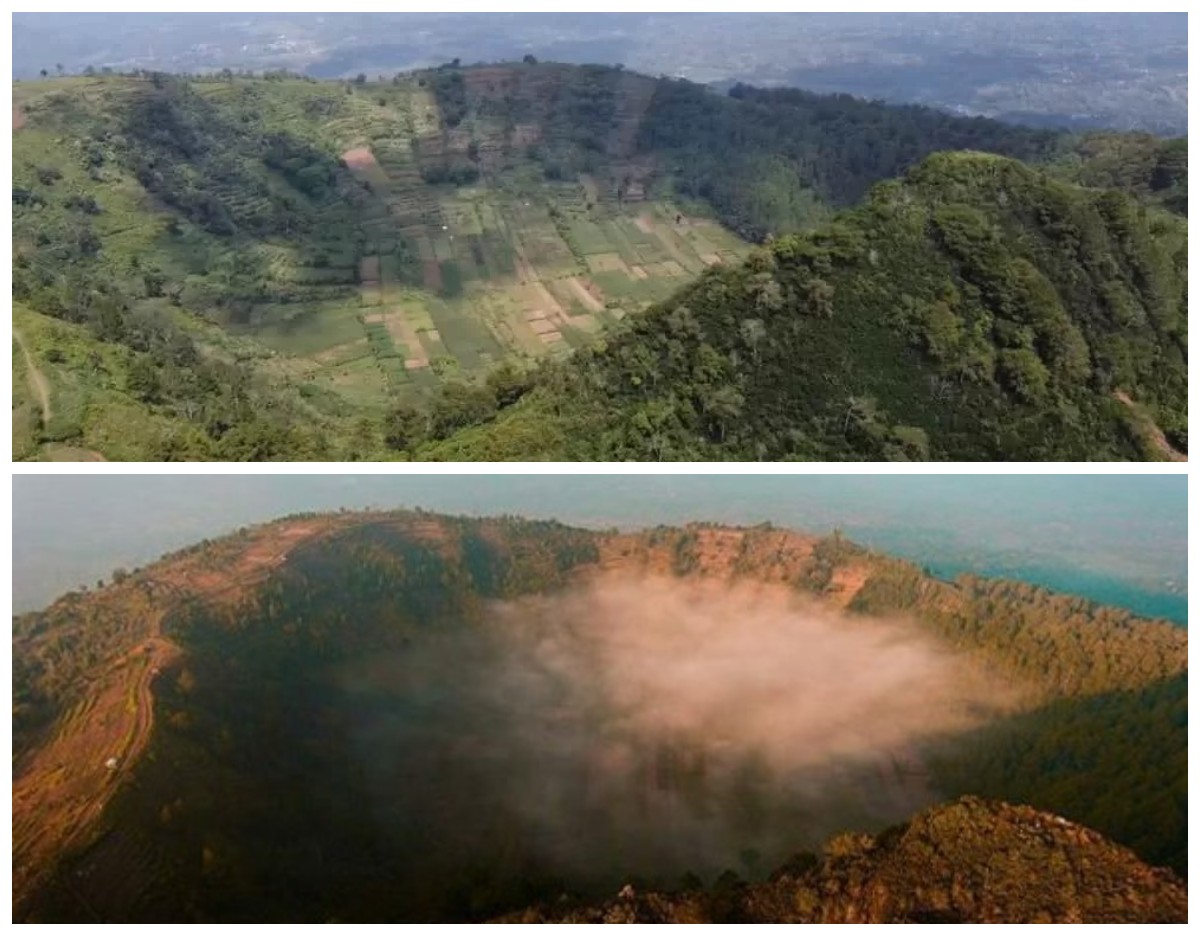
[464,234,490,278]
[600,220,642,266]
[568,219,616,255]
[440,260,465,298]
[623,215,660,247]
[238,302,366,357]
[545,280,588,318]
[417,327,450,362]
[358,256,381,284]
[440,199,484,235]
[591,270,649,301]
[587,253,632,274]
[318,354,390,409]
[480,233,516,277]
[431,310,503,372]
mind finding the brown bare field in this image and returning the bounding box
[511,240,540,285]
[578,173,600,203]
[516,280,568,324]
[566,276,605,311]
[629,265,649,280]
[340,147,390,193]
[421,260,443,292]
[383,308,429,368]
[358,256,381,284]
[13,105,27,130]
[701,253,723,266]
[341,147,376,170]
[634,213,656,234]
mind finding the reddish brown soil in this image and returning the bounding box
[358,255,381,285]
[11,514,377,915]
[422,259,443,292]
[595,526,820,583]
[340,146,377,170]
[13,105,26,130]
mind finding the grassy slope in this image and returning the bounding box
[12,71,750,460]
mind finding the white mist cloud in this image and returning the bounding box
[343,574,1017,891]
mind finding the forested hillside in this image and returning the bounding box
[422,152,1187,461]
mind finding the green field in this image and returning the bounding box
[243,136,749,405]
[12,74,750,418]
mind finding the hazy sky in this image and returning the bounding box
[11,475,1185,621]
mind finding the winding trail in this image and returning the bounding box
[1114,391,1186,462]
[14,327,52,422]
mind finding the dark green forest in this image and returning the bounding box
[638,80,1060,240]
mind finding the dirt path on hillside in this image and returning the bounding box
[12,518,346,915]
[12,617,180,913]
[1114,391,1186,462]
[14,328,52,422]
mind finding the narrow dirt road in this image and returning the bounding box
[14,328,52,422]
[1114,391,1186,462]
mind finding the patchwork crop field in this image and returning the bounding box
[177,74,750,408]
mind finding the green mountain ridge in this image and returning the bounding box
[11,63,1187,460]
[420,151,1187,460]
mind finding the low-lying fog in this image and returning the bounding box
[337,574,1016,903]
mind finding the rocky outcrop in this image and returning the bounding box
[501,797,1188,923]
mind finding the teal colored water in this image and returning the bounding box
[13,476,1186,625]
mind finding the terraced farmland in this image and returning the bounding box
[203,75,750,407]
[12,65,751,449]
